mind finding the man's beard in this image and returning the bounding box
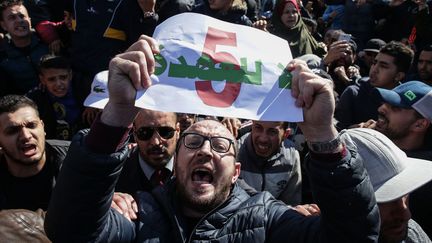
[143,145,171,166]
[176,180,232,215]
[377,114,412,141]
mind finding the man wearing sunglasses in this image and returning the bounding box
[116,108,179,195]
[45,36,379,242]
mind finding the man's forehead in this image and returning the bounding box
[376,53,395,65]
[5,4,27,15]
[253,120,284,128]
[0,107,39,127]
[135,110,177,126]
[186,120,234,139]
[419,51,432,60]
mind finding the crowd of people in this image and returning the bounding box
[0,0,432,242]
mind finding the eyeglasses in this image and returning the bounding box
[135,126,176,141]
[181,132,235,153]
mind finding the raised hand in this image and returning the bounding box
[111,192,138,221]
[288,59,338,143]
[101,35,159,127]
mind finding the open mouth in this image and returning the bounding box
[192,169,213,183]
[15,26,28,31]
[21,144,37,156]
[376,114,388,127]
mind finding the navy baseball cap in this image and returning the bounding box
[375,81,432,120]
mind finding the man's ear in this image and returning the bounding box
[231,162,241,184]
[412,118,430,132]
[173,122,181,142]
[395,72,405,82]
[39,74,46,86]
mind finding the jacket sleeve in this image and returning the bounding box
[334,86,357,130]
[44,130,136,242]
[278,149,302,206]
[267,143,380,242]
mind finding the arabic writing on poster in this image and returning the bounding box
[135,13,303,122]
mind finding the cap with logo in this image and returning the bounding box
[374,81,432,120]
[84,70,109,109]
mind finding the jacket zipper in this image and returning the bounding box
[186,195,233,243]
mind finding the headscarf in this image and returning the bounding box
[271,0,326,58]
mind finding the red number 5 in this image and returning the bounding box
[196,27,241,107]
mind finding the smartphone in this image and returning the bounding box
[338,33,352,42]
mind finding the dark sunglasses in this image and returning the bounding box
[135,126,176,141]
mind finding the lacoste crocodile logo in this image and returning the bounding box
[93,85,105,93]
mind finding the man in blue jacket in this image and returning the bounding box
[0,0,48,95]
[44,36,380,242]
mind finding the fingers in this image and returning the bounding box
[289,59,333,109]
[118,35,159,89]
[222,118,241,138]
[363,119,377,129]
[328,41,351,59]
[293,205,310,216]
[111,192,138,221]
[293,204,321,217]
[110,51,149,90]
[252,20,268,31]
[288,60,315,107]
[127,142,138,150]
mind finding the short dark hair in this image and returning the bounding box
[379,41,414,73]
[38,55,72,74]
[0,0,23,20]
[0,95,39,116]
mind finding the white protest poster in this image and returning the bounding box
[135,13,303,122]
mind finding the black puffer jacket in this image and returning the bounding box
[45,130,379,242]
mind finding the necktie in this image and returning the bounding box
[150,168,170,187]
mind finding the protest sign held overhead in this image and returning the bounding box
[135,13,302,122]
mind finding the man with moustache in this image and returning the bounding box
[115,109,180,195]
[237,120,302,205]
[295,128,432,243]
[45,36,379,242]
[335,41,414,130]
[0,95,70,210]
[358,81,432,237]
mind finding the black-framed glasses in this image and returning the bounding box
[181,132,235,153]
[135,126,176,141]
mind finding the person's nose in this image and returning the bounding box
[257,134,268,143]
[369,63,378,76]
[19,127,33,142]
[197,140,213,159]
[149,131,162,146]
[377,103,388,114]
[418,62,425,70]
[395,197,411,222]
[55,78,63,87]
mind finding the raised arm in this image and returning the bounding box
[267,60,379,242]
[44,36,159,242]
